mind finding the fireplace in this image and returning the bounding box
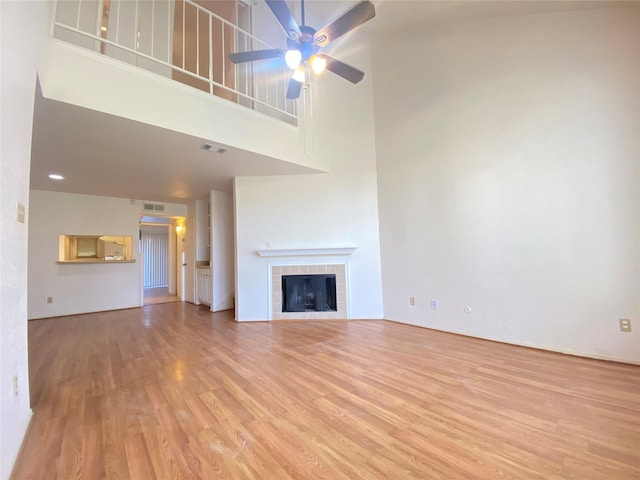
[282,274,337,312]
[271,264,347,320]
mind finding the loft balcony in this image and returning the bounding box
[52,0,298,125]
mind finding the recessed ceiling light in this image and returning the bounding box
[200,143,226,154]
[48,174,64,180]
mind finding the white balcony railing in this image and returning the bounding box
[52,0,297,124]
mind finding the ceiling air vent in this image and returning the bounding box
[200,143,226,154]
[143,203,165,212]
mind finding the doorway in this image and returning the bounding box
[140,215,184,305]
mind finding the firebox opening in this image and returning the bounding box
[282,274,337,312]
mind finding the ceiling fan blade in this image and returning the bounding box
[286,77,303,99]
[317,54,364,84]
[313,1,375,47]
[229,49,285,64]
[265,0,302,41]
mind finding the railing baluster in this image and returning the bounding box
[209,14,213,95]
[265,64,269,107]
[246,34,251,108]
[233,14,237,94]
[95,0,101,37]
[196,9,200,77]
[167,0,170,64]
[151,0,155,58]
[247,34,252,99]
[51,0,298,124]
[76,0,82,30]
[134,0,139,50]
[275,69,279,110]
[182,0,185,70]
[221,22,225,89]
[51,0,59,37]
[94,0,102,52]
[115,0,120,44]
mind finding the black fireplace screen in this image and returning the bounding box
[282,274,337,312]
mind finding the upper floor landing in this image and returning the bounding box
[39,0,326,176]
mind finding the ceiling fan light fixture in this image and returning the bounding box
[228,0,376,99]
[292,65,305,83]
[284,49,302,69]
[310,55,327,75]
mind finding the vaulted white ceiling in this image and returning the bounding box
[29,0,625,204]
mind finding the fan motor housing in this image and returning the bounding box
[288,25,319,61]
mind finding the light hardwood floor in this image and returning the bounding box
[12,303,640,479]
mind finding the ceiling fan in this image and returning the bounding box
[228,0,376,100]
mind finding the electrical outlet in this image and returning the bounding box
[12,375,18,397]
[409,297,415,306]
[47,296,53,304]
[619,318,632,333]
[430,300,439,311]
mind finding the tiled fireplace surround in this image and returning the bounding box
[271,264,347,320]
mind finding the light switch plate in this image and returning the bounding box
[619,319,632,333]
[16,202,25,223]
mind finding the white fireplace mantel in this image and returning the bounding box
[256,247,357,257]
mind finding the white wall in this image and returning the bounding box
[210,190,234,311]
[373,6,640,363]
[28,190,187,319]
[234,30,384,321]
[0,2,50,477]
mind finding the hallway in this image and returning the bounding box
[143,286,180,305]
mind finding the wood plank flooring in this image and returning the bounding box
[12,303,640,479]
